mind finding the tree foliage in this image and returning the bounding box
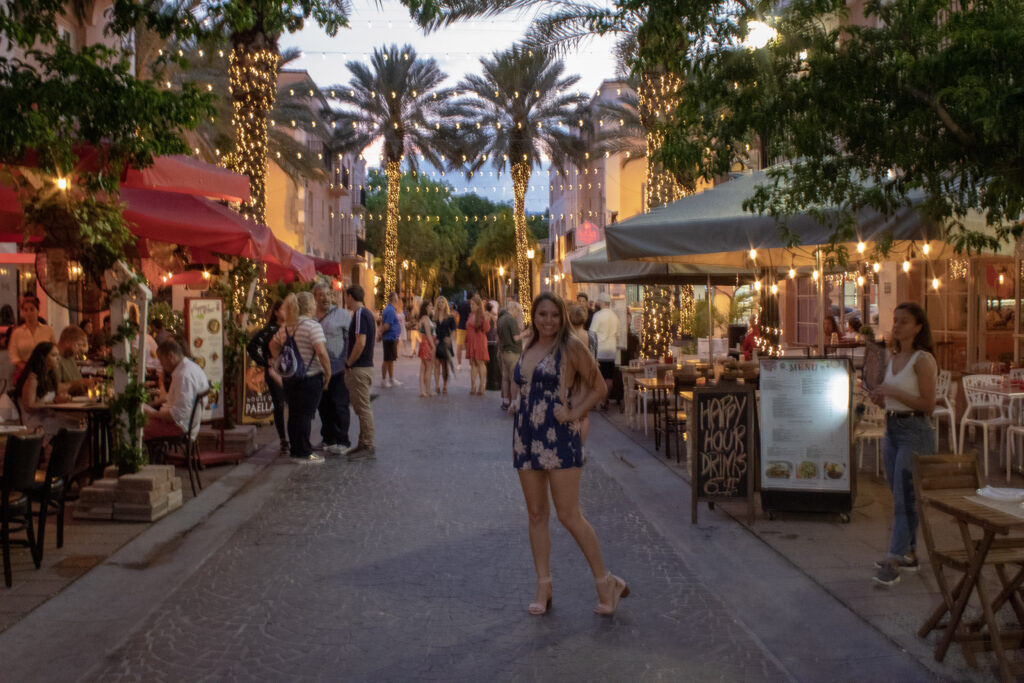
[655,0,1024,253]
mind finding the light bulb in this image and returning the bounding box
[56,177,68,190]
[748,248,757,260]
[873,262,881,273]
[922,243,931,255]
[770,283,778,295]
[932,277,940,290]
[788,267,796,279]
[856,275,864,287]
[999,273,1005,285]
[754,280,762,291]
[856,242,865,253]
[903,260,911,273]
[812,270,819,281]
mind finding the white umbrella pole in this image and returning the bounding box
[707,274,714,365]
[817,250,826,356]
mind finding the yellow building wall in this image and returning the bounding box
[265,163,303,252]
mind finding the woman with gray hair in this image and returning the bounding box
[270,292,332,464]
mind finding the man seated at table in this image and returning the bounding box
[54,325,98,396]
[143,339,209,440]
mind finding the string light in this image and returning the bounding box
[872,262,881,273]
[788,266,796,279]
[227,45,280,223]
[856,241,865,253]
[902,259,911,273]
[932,277,940,290]
[922,243,931,255]
[56,177,68,191]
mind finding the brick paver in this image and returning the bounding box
[88,364,791,682]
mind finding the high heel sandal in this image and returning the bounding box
[528,577,553,616]
[594,572,629,616]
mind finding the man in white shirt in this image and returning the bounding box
[589,293,619,409]
[143,339,210,439]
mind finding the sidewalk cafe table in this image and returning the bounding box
[49,400,111,480]
[620,363,674,430]
[635,376,678,456]
[920,489,1024,682]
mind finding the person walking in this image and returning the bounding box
[869,302,937,586]
[511,293,626,617]
[589,293,619,410]
[380,291,402,387]
[433,296,456,395]
[270,292,332,464]
[246,299,289,454]
[344,284,376,461]
[497,301,523,411]
[455,292,473,369]
[407,298,422,357]
[314,283,352,456]
[416,300,436,397]
[465,296,490,396]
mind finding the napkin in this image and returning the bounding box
[976,486,1024,502]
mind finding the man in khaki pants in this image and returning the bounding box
[343,284,376,461]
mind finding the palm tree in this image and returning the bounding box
[324,44,461,302]
[453,44,586,320]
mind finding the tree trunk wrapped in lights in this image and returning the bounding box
[382,160,402,301]
[638,72,694,358]
[228,39,279,224]
[511,162,532,323]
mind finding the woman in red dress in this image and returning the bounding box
[464,295,490,396]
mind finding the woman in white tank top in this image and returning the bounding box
[869,302,937,586]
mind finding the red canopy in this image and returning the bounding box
[123,155,250,203]
[313,256,344,278]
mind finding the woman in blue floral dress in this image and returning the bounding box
[512,292,629,617]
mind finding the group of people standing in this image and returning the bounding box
[247,283,377,465]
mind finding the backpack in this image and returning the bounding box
[275,322,309,381]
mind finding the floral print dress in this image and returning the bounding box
[513,346,582,470]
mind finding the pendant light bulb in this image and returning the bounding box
[872,262,881,273]
[856,241,865,254]
[856,275,864,287]
[932,277,940,290]
[922,243,931,255]
[770,283,778,295]
[748,248,757,261]
[788,267,796,279]
[902,259,911,273]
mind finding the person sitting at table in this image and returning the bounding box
[845,317,862,339]
[143,339,209,440]
[89,315,111,360]
[741,314,760,360]
[822,315,840,342]
[9,295,56,380]
[16,342,81,439]
[54,326,98,397]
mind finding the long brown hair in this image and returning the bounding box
[525,292,571,350]
[892,302,934,355]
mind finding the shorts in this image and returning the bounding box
[598,360,616,380]
[456,329,467,345]
[382,340,398,362]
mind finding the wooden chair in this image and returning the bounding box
[1,433,44,587]
[27,427,87,560]
[914,454,1024,667]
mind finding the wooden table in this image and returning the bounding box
[922,489,1024,681]
[50,401,111,480]
[620,364,674,431]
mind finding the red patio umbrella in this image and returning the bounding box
[122,155,250,203]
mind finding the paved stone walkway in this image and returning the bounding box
[88,370,790,681]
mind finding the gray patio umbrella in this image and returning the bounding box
[571,246,760,286]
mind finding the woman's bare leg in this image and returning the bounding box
[549,468,608,579]
[518,470,552,602]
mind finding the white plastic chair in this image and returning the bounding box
[958,374,1011,478]
[637,364,658,435]
[855,398,886,477]
[931,370,958,453]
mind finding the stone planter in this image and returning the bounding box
[73,464,183,522]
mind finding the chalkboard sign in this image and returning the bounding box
[691,384,756,524]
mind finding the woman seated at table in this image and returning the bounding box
[845,317,862,340]
[15,342,82,440]
[823,315,840,342]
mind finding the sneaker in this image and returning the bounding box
[290,454,325,464]
[346,445,376,461]
[391,379,403,386]
[383,378,392,388]
[501,401,510,411]
[872,562,901,586]
[326,443,349,455]
[874,554,919,571]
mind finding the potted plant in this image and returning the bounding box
[859,324,875,342]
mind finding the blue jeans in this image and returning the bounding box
[882,415,936,558]
[284,374,323,458]
[264,367,287,443]
[318,371,350,448]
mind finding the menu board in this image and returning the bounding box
[242,352,274,424]
[759,358,852,493]
[185,298,224,421]
[691,384,756,523]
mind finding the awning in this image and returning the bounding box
[605,170,953,267]
[122,155,250,203]
[572,246,758,286]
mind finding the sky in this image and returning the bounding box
[279,0,622,212]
